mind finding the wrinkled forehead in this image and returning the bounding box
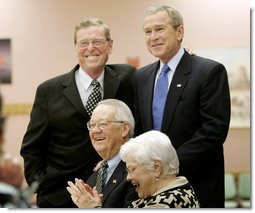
[91,105,116,120]
[77,26,106,38]
[143,10,171,29]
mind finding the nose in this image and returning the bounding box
[150,31,159,40]
[126,172,132,181]
[86,42,96,51]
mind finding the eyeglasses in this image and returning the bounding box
[77,39,108,49]
[126,165,140,175]
[87,120,124,131]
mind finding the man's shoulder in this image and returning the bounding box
[190,53,223,67]
[135,61,159,76]
[106,64,136,72]
[38,65,77,88]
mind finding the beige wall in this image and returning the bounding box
[0,0,250,172]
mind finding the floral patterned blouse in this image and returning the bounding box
[128,176,200,208]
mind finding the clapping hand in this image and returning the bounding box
[66,178,103,208]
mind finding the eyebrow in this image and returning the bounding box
[144,24,166,30]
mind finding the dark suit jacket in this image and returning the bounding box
[87,161,138,208]
[133,51,231,208]
[20,64,136,207]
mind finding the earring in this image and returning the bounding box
[156,177,159,182]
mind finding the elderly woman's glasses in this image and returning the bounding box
[87,120,124,131]
[126,165,142,176]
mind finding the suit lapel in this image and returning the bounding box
[103,161,126,202]
[62,64,121,119]
[62,65,88,118]
[162,52,192,131]
[141,62,159,129]
[103,65,120,99]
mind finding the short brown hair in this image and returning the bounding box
[74,18,111,44]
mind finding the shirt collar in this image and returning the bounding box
[160,47,185,73]
[152,176,188,196]
[78,67,104,91]
[107,153,121,171]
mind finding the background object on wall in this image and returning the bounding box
[0,39,12,84]
[195,47,250,128]
[126,56,140,68]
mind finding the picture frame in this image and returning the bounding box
[0,38,12,84]
[195,47,250,128]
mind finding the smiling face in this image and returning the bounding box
[75,26,113,76]
[125,154,158,199]
[89,105,129,160]
[143,10,184,63]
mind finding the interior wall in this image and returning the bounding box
[0,0,250,173]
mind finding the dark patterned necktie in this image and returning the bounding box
[152,64,170,130]
[95,161,108,193]
[85,80,102,116]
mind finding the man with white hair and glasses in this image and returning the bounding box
[67,99,138,208]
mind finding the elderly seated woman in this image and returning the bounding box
[119,130,200,208]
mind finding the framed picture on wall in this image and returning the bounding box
[0,39,12,84]
[195,47,250,128]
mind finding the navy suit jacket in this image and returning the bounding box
[87,161,138,208]
[133,51,231,207]
[20,64,135,207]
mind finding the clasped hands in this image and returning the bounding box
[66,178,103,208]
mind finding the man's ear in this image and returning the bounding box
[176,25,184,43]
[121,123,131,139]
[108,39,113,54]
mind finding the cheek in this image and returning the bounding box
[76,48,85,56]
[89,131,93,139]
[145,38,150,45]
[134,168,147,181]
[107,138,122,152]
[140,173,155,197]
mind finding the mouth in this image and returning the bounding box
[85,55,100,60]
[132,182,140,191]
[95,137,105,141]
[151,43,163,48]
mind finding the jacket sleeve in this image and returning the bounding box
[177,62,231,177]
[20,85,49,185]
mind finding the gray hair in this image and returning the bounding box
[143,5,183,30]
[74,17,111,44]
[120,130,179,176]
[96,99,135,138]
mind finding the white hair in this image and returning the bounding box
[119,130,179,176]
[96,99,135,137]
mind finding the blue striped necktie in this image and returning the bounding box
[152,64,170,130]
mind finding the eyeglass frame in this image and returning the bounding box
[76,38,110,49]
[87,119,124,131]
[126,164,144,176]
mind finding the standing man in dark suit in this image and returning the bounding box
[20,18,135,208]
[133,6,231,207]
[67,99,138,208]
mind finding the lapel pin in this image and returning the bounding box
[177,84,182,87]
[112,179,117,184]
